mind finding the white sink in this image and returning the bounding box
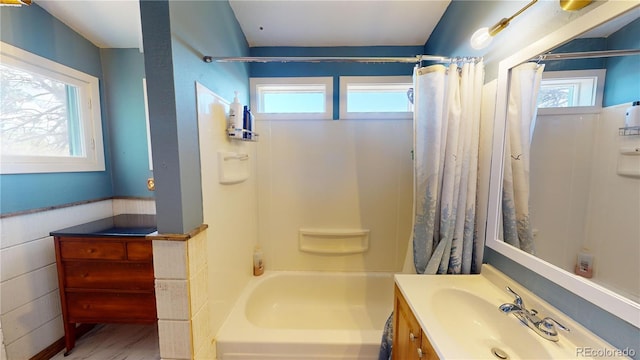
[431,288,553,359]
[395,265,629,359]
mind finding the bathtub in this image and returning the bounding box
[216,271,394,360]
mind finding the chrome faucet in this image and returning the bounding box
[499,286,570,342]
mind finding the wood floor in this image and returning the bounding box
[49,324,160,360]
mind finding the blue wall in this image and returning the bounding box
[603,18,640,107]
[542,38,607,72]
[141,0,249,233]
[101,48,152,198]
[423,0,497,60]
[0,5,113,214]
[250,46,420,119]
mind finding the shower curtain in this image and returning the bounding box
[502,62,544,255]
[379,60,484,360]
[412,61,485,275]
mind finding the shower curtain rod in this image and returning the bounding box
[202,55,481,64]
[535,48,640,61]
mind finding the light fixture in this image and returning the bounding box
[0,0,31,6]
[470,0,539,50]
[559,0,592,11]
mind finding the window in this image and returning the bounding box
[537,69,605,115]
[250,77,333,120]
[1,42,105,174]
[340,76,413,119]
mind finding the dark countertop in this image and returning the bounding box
[50,214,157,237]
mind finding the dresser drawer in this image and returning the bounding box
[60,241,125,260]
[66,292,157,322]
[127,241,153,261]
[64,262,154,290]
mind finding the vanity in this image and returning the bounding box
[393,265,630,359]
[50,214,158,355]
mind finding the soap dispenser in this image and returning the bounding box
[625,100,640,127]
[229,91,244,131]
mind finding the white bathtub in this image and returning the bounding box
[216,271,394,360]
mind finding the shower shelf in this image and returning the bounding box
[298,228,370,255]
[227,128,259,142]
[618,126,640,136]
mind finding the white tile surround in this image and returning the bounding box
[196,83,258,357]
[255,118,413,272]
[531,103,640,301]
[0,198,155,359]
[153,230,214,360]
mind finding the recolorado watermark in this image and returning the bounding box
[576,347,636,358]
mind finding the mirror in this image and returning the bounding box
[487,1,640,328]
[527,9,639,301]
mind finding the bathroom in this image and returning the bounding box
[1,0,638,359]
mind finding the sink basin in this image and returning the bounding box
[395,265,628,359]
[431,288,552,359]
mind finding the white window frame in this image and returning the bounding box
[0,42,105,174]
[340,76,413,120]
[143,78,153,170]
[537,69,606,115]
[250,77,333,120]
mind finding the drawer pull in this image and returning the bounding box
[87,248,96,254]
[409,331,416,342]
[417,348,423,358]
[81,273,89,278]
[82,304,90,310]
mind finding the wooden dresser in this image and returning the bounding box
[51,215,157,355]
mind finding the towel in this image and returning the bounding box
[378,312,393,360]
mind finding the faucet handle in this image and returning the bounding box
[540,317,570,332]
[506,286,525,308]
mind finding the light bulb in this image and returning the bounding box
[470,27,493,50]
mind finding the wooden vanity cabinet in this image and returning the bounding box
[53,236,157,355]
[393,285,439,360]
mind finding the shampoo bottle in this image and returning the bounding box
[229,91,244,131]
[243,106,255,140]
[253,245,264,276]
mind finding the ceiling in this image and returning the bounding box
[34,0,451,50]
[35,0,144,49]
[30,0,639,52]
[229,1,450,47]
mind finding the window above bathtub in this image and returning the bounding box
[536,69,605,115]
[0,42,105,174]
[339,76,413,120]
[250,77,333,120]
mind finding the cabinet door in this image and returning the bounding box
[393,286,422,360]
[420,330,440,360]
